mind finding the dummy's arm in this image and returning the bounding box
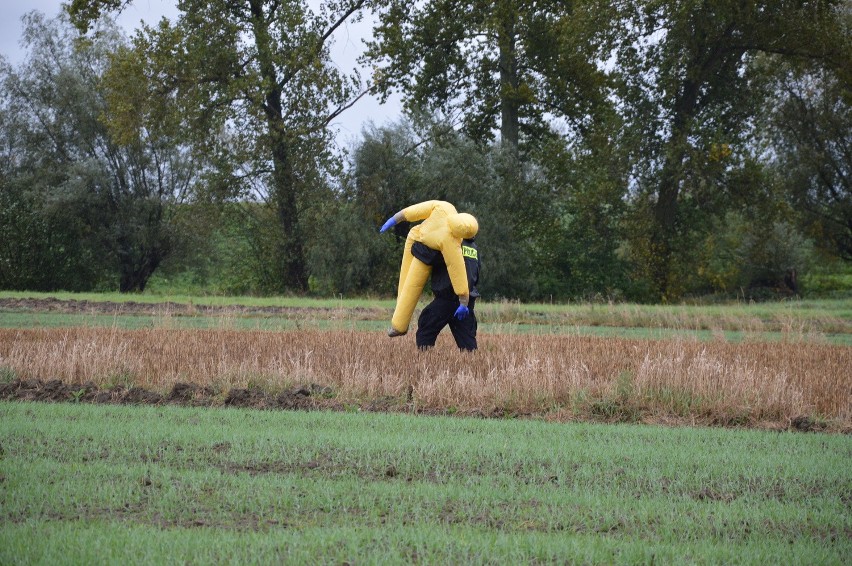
[401,200,441,222]
[443,246,470,304]
[380,201,441,232]
[379,210,406,232]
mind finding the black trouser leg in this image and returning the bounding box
[416,297,457,349]
[416,296,477,351]
[449,296,477,351]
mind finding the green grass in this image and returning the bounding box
[478,298,852,331]
[3,312,850,344]
[2,291,850,343]
[1,402,849,564]
[0,311,387,332]
[3,290,849,322]
[0,290,394,309]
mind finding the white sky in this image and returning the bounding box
[0,0,403,150]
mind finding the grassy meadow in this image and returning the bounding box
[1,401,850,564]
[2,290,850,340]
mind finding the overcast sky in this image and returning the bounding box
[0,0,402,150]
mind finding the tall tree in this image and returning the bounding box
[598,0,848,300]
[763,63,851,261]
[72,0,370,292]
[365,0,602,157]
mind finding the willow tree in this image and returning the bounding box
[1,12,199,292]
[71,0,370,291]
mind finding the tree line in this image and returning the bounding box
[1,1,849,302]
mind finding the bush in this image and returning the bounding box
[701,212,814,297]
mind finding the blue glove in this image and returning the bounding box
[454,305,469,320]
[379,216,397,233]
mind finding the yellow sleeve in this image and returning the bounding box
[401,201,442,223]
[443,245,470,297]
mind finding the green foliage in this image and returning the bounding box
[594,0,847,300]
[700,211,815,297]
[66,0,130,32]
[760,63,852,261]
[348,120,426,222]
[0,12,194,293]
[801,262,852,298]
[365,0,606,153]
[535,125,632,300]
[4,2,850,303]
[1,402,849,563]
[307,202,398,296]
[0,172,107,292]
[144,202,246,295]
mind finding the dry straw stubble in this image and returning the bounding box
[0,327,848,428]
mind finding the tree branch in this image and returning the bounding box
[278,0,367,89]
[323,85,372,127]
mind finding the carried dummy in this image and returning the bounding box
[379,201,478,337]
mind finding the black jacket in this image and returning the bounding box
[412,239,480,300]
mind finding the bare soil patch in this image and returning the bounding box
[0,378,333,411]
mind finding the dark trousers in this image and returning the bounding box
[416,296,477,351]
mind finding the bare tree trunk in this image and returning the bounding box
[497,7,520,155]
[250,0,308,291]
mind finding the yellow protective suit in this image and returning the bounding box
[389,201,479,334]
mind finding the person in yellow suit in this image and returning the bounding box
[380,201,479,337]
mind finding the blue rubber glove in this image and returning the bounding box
[379,216,397,233]
[454,305,469,320]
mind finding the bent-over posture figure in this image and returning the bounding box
[379,200,478,337]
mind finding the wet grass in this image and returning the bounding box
[0,290,394,309]
[1,292,850,344]
[4,311,850,344]
[1,402,850,564]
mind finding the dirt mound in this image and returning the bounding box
[0,378,844,433]
[0,378,335,411]
[0,378,490,419]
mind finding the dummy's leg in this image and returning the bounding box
[388,238,416,337]
[390,257,431,335]
[396,237,415,302]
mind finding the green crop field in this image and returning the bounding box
[1,402,850,565]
